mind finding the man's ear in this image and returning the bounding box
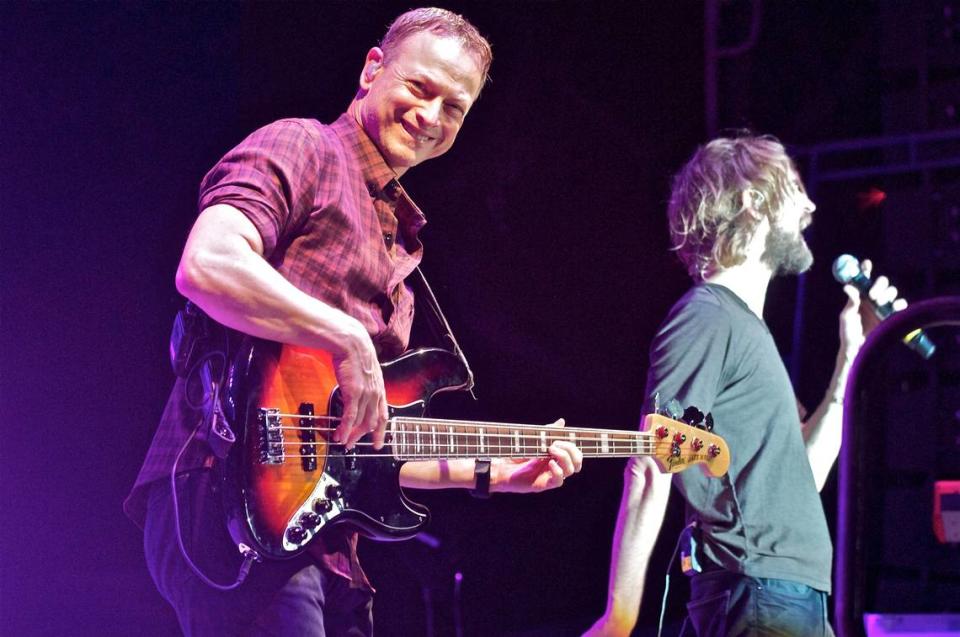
[360,47,386,89]
[741,189,766,217]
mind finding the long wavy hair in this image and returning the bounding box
[667,134,801,280]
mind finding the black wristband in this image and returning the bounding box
[470,459,491,499]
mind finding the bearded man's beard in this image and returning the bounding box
[761,224,813,275]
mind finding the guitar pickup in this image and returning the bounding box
[299,402,317,472]
[258,408,285,465]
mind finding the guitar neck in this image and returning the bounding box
[390,417,655,460]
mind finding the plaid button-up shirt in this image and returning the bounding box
[125,114,427,588]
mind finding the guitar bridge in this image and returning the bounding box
[258,408,285,464]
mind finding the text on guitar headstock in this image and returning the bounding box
[642,402,729,477]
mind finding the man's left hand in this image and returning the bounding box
[490,419,583,493]
[838,258,908,356]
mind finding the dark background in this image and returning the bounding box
[3,1,959,635]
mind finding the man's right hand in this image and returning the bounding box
[331,329,389,451]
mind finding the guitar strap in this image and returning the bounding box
[169,301,236,458]
[409,266,477,399]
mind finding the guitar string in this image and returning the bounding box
[262,439,676,458]
[273,424,663,441]
[272,428,721,460]
[268,426,709,454]
[272,433,668,453]
[266,423,707,446]
[258,441,715,460]
[267,443,685,459]
[275,439,661,448]
[266,413,698,438]
[270,422,675,441]
[267,453,692,459]
[262,440,715,460]
[273,448,664,457]
[258,416,716,456]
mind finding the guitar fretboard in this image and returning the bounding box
[390,417,657,460]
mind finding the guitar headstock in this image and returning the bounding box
[641,412,729,478]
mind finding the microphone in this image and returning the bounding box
[831,254,936,359]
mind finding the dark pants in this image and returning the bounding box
[686,571,834,637]
[144,470,373,637]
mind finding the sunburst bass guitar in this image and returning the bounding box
[220,340,730,560]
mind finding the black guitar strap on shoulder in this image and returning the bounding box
[410,266,477,400]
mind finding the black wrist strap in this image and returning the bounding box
[470,459,491,499]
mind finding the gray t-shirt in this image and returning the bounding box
[644,283,832,592]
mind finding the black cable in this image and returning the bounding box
[168,352,260,591]
[658,523,694,637]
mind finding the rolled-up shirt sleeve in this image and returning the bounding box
[198,119,326,259]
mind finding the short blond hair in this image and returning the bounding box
[381,7,493,87]
[667,134,801,280]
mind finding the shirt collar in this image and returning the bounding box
[330,113,427,233]
[330,112,399,200]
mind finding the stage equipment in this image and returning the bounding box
[836,296,960,637]
[933,481,960,544]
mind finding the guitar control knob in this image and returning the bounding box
[673,433,686,444]
[300,512,321,528]
[286,525,307,544]
[655,426,669,439]
[708,444,721,457]
[326,485,343,500]
[313,498,333,513]
[692,438,704,451]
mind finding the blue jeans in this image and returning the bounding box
[144,470,373,637]
[686,571,834,637]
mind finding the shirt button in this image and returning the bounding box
[383,232,394,248]
[384,179,401,201]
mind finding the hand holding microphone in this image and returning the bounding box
[831,254,936,359]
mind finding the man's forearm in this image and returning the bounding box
[177,204,369,357]
[399,439,582,492]
[597,458,672,635]
[802,347,856,490]
[399,460,475,489]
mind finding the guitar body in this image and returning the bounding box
[221,340,472,560]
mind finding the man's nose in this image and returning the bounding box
[416,99,442,129]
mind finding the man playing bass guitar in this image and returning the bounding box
[124,8,582,636]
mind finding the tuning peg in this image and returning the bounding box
[704,413,714,432]
[682,405,704,426]
[665,399,683,420]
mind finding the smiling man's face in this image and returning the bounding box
[355,31,483,176]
